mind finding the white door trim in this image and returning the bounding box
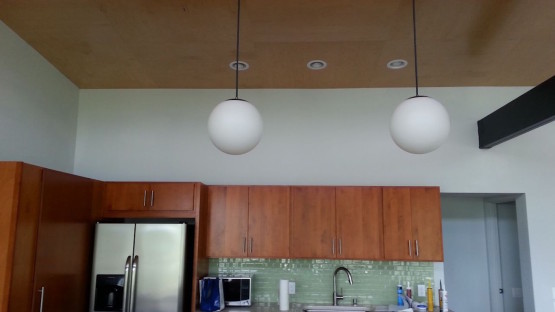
[484,201,504,312]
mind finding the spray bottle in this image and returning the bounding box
[426,278,433,312]
[397,284,404,306]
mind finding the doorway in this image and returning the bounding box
[441,194,532,312]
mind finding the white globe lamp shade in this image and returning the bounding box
[208,99,263,155]
[390,96,450,154]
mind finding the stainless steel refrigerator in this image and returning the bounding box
[89,222,194,312]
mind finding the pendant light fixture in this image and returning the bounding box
[208,0,263,155]
[390,0,450,154]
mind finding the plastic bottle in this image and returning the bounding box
[397,285,404,306]
[426,279,433,312]
[438,280,444,311]
[442,290,448,311]
[406,281,412,299]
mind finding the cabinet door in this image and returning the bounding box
[149,182,195,211]
[410,187,443,261]
[290,186,336,258]
[336,187,383,260]
[33,169,97,312]
[103,182,149,211]
[248,186,290,258]
[382,187,413,260]
[206,186,249,257]
[6,163,43,312]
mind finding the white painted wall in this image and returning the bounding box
[441,196,491,312]
[74,86,555,310]
[0,21,79,172]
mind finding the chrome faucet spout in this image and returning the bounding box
[333,266,353,306]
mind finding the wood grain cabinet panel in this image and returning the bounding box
[290,186,384,260]
[383,187,443,261]
[102,182,195,217]
[206,186,249,258]
[206,186,290,258]
[0,162,99,312]
[336,186,383,260]
[290,186,336,258]
[248,186,290,258]
[410,187,443,261]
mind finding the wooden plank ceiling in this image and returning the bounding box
[0,0,554,89]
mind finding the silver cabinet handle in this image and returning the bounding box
[250,237,253,254]
[143,190,147,207]
[38,286,45,312]
[123,256,132,312]
[339,238,342,255]
[415,240,419,257]
[243,237,247,254]
[332,238,335,255]
[408,240,412,257]
[150,190,154,207]
[130,256,139,312]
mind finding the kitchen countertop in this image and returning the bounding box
[196,303,454,312]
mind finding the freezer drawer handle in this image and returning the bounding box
[129,256,139,312]
[37,286,45,312]
[123,256,132,312]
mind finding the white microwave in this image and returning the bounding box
[221,276,252,306]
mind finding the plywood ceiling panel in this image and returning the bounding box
[0,0,553,89]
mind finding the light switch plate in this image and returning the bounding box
[289,281,296,294]
[418,284,426,297]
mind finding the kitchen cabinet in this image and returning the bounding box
[0,162,101,312]
[102,182,196,217]
[206,185,290,258]
[248,186,290,258]
[382,186,443,261]
[290,186,384,260]
[206,186,249,257]
[290,186,336,258]
[336,186,383,259]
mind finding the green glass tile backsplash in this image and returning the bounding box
[208,258,434,306]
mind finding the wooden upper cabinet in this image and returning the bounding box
[149,183,194,211]
[290,186,336,259]
[410,187,443,261]
[102,182,196,217]
[248,186,290,258]
[336,187,383,260]
[206,186,249,258]
[206,186,290,258]
[382,187,443,261]
[104,182,147,211]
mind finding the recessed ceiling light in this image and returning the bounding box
[307,60,327,70]
[229,61,249,71]
[387,59,408,69]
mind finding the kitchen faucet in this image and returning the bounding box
[333,266,353,306]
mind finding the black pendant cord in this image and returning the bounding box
[234,0,241,99]
[412,0,419,97]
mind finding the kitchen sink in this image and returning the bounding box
[303,305,374,312]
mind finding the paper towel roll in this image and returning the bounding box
[279,279,289,311]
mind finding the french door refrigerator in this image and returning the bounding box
[89,222,194,312]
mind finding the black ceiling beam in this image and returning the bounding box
[477,75,555,149]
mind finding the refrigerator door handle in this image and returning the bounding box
[122,256,132,312]
[129,255,139,312]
